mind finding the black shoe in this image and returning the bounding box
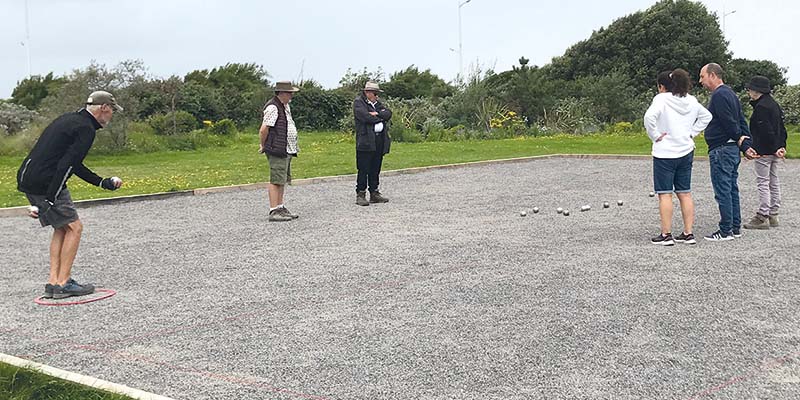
[704,230,734,242]
[52,280,94,299]
[732,228,742,238]
[651,233,675,246]
[43,283,56,299]
[674,232,696,245]
[43,278,77,299]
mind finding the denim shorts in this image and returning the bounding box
[653,151,694,194]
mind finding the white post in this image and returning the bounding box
[457,0,472,81]
[722,6,736,37]
[24,0,32,77]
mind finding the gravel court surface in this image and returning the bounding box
[2,157,800,399]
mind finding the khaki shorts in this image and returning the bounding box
[266,154,292,185]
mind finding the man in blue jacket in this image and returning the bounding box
[17,91,123,299]
[699,63,758,241]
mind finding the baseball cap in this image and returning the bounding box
[86,91,124,111]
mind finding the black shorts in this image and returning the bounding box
[25,188,79,229]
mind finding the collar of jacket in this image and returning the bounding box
[749,93,770,107]
[359,93,379,107]
[79,108,103,130]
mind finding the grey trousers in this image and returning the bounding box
[753,155,781,216]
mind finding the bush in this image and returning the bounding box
[290,81,351,130]
[208,118,236,135]
[148,111,199,135]
[0,102,39,135]
[604,121,638,135]
[385,97,441,132]
[338,114,355,134]
[0,123,43,155]
[773,84,800,125]
[421,117,444,139]
[489,110,527,136]
[391,124,423,143]
[539,97,601,134]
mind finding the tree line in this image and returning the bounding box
[1,0,797,148]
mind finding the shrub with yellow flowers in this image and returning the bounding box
[489,110,527,137]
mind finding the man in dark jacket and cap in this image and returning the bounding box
[742,75,788,230]
[353,81,392,206]
[17,90,123,299]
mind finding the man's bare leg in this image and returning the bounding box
[56,219,83,285]
[49,228,66,285]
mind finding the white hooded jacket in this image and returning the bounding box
[644,92,712,158]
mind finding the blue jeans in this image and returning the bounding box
[709,145,741,234]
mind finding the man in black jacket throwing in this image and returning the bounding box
[353,81,392,206]
[742,76,788,230]
[16,91,123,299]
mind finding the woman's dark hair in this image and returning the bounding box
[670,68,692,97]
[657,71,674,92]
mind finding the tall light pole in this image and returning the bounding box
[722,6,736,37]
[457,0,472,80]
[24,0,32,77]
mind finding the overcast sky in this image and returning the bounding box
[0,0,797,99]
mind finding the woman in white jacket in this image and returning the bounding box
[644,69,712,246]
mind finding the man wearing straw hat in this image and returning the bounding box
[259,81,300,222]
[353,81,392,206]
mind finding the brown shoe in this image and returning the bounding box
[769,214,779,227]
[279,206,299,219]
[268,208,293,222]
[369,191,389,203]
[743,214,770,230]
[356,191,369,206]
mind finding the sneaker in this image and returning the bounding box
[704,230,734,242]
[651,233,675,246]
[268,208,292,222]
[743,214,770,230]
[674,232,696,245]
[732,228,742,238]
[43,283,56,299]
[279,206,299,219]
[52,281,94,299]
[369,191,389,203]
[769,214,779,227]
[43,278,77,299]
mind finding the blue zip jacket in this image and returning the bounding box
[704,84,752,152]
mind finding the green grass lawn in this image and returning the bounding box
[2,131,798,208]
[0,361,134,400]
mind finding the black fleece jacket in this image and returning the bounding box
[17,109,104,202]
[749,93,788,155]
